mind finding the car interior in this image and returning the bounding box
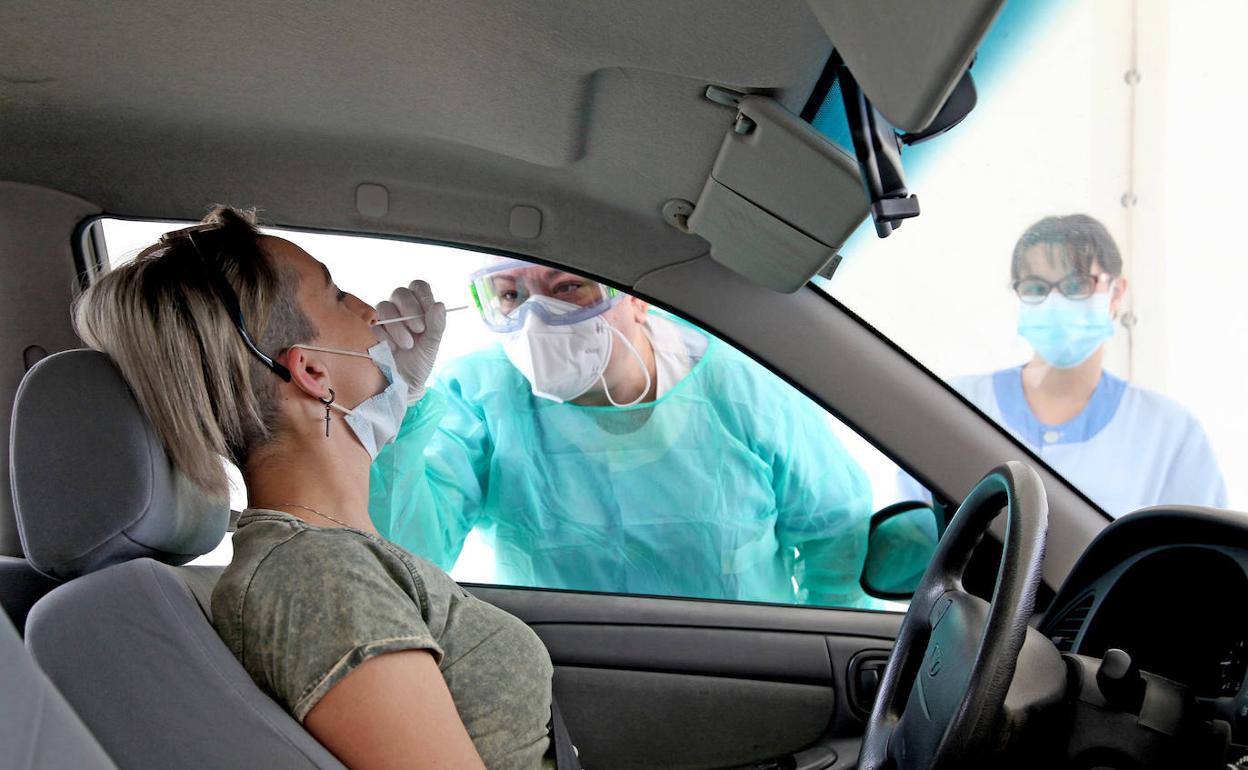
[1,2,1245,769]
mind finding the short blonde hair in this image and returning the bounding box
[74,207,317,497]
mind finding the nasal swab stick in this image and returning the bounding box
[374,305,470,325]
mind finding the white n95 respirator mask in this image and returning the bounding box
[500,296,650,407]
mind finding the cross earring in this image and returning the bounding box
[319,388,336,437]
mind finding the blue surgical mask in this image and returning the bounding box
[1017,293,1115,368]
[289,341,409,458]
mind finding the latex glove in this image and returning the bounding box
[374,280,447,404]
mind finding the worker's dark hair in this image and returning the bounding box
[1010,214,1123,281]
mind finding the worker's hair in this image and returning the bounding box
[74,206,317,498]
[1010,214,1123,281]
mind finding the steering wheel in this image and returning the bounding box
[858,462,1048,770]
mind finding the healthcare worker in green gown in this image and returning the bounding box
[368,258,876,608]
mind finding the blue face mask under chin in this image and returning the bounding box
[288,341,410,459]
[1017,293,1115,369]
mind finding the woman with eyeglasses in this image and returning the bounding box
[933,214,1226,516]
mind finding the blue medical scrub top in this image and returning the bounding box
[902,366,1227,518]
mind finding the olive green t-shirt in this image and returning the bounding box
[211,509,555,769]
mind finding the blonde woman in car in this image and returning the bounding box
[73,207,555,770]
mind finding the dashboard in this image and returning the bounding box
[1042,507,1248,730]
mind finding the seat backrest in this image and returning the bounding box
[26,560,346,769]
[0,602,117,770]
[13,350,346,770]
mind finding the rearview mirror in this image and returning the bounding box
[860,501,942,599]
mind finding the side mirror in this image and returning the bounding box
[860,501,942,599]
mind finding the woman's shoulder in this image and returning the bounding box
[209,514,458,724]
[229,511,391,568]
[212,512,426,621]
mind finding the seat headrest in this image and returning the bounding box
[10,349,228,580]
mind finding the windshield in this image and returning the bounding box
[823,0,1246,518]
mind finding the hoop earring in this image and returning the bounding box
[319,388,336,438]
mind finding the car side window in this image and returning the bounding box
[96,219,930,608]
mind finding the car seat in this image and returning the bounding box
[0,606,117,769]
[13,349,347,769]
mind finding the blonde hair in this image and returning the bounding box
[74,207,317,497]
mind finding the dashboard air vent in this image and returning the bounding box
[1048,593,1094,652]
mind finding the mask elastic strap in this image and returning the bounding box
[288,344,368,415]
[288,343,371,359]
[600,326,653,408]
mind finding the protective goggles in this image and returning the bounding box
[469,258,620,333]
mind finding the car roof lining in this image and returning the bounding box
[0,1,836,285]
[0,1,1001,290]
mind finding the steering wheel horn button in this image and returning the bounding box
[928,643,943,678]
[930,594,954,628]
[915,592,990,727]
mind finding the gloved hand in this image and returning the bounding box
[374,280,447,404]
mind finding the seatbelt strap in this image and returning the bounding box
[550,698,582,769]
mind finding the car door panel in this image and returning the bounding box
[471,585,903,769]
[537,625,834,682]
[556,667,833,770]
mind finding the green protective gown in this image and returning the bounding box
[369,318,877,608]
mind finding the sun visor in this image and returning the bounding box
[806,0,1003,133]
[687,94,867,294]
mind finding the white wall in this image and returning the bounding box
[1152,1,1248,509]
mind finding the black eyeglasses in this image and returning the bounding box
[160,223,292,382]
[1012,273,1111,304]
